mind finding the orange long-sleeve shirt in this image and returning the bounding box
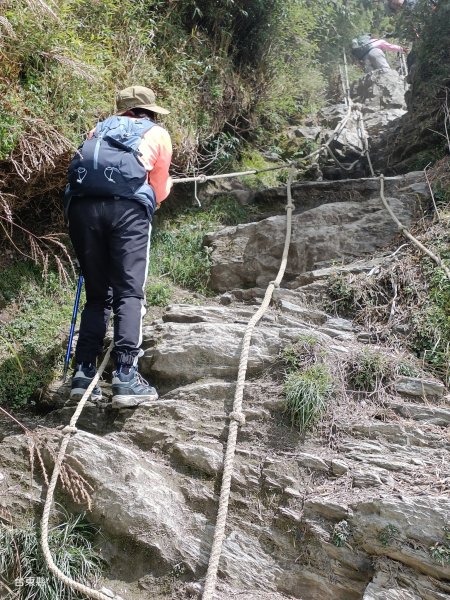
[138,125,173,206]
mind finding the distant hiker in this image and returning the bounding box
[387,0,406,10]
[64,85,172,408]
[387,0,421,10]
[352,34,408,72]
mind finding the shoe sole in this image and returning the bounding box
[111,392,159,409]
[70,388,103,403]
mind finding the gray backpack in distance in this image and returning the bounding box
[351,35,376,59]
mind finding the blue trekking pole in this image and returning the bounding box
[63,268,84,382]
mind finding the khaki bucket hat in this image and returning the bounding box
[116,85,170,115]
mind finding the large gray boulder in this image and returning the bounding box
[140,303,331,388]
[298,70,408,174]
[351,69,407,137]
[62,431,210,574]
[205,175,426,292]
[352,69,407,112]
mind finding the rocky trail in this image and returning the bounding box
[1,72,449,600]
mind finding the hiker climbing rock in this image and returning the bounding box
[64,85,172,408]
[351,34,408,73]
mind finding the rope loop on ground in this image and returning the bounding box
[40,340,115,600]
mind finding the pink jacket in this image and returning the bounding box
[371,39,404,53]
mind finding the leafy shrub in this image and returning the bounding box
[332,520,350,548]
[430,542,450,566]
[146,280,172,307]
[282,335,322,372]
[327,274,356,315]
[430,526,450,565]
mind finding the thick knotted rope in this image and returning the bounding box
[201,168,296,600]
[40,340,121,600]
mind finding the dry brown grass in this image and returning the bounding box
[0,115,77,279]
[0,407,94,509]
[428,156,450,191]
[10,118,73,183]
[0,191,74,282]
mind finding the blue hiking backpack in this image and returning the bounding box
[65,115,156,220]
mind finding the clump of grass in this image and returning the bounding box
[150,215,212,293]
[237,148,288,189]
[282,336,333,432]
[284,364,332,432]
[411,257,450,384]
[150,195,254,294]
[345,349,393,394]
[207,195,251,226]
[282,335,322,371]
[326,274,356,316]
[0,513,104,599]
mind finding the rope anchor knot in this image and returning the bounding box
[229,411,246,426]
[61,425,78,435]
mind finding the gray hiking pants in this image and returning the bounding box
[69,197,151,369]
[364,48,391,72]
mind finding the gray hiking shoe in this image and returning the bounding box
[69,364,103,404]
[111,367,158,408]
